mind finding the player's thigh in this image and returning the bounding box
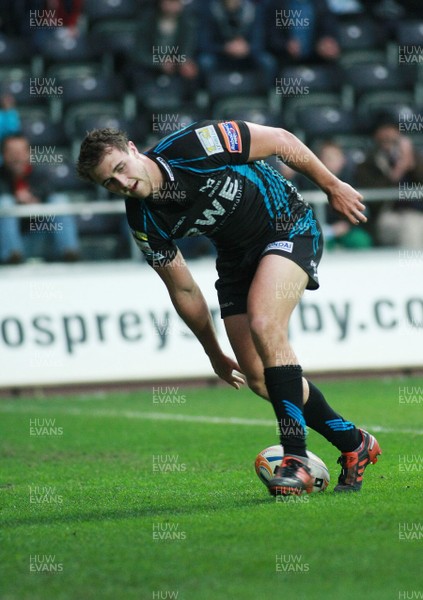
[223,313,268,399]
[248,254,307,334]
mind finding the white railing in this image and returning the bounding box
[0,188,401,218]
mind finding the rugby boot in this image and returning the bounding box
[269,455,314,496]
[334,429,382,492]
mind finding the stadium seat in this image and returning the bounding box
[337,18,387,51]
[84,0,138,26]
[396,20,423,45]
[64,103,128,141]
[18,105,51,125]
[147,109,205,139]
[1,74,48,107]
[0,34,31,68]
[337,49,387,68]
[205,70,268,103]
[295,106,357,141]
[212,97,277,125]
[343,63,416,108]
[282,93,343,132]
[59,73,125,108]
[46,63,104,80]
[38,33,103,68]
[90,20,138,59]
[36,162,93,194]
[356,92,417,130]
[21,115,69,148]
[278,64,343,94]
[134,74,186,111]
[71,112,128,138]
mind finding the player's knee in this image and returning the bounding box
[249,314,289,342]
[246,374,269,400]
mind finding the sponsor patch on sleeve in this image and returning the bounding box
[132,230,166,262]
[218,121,242,153]
[195,125,224,156]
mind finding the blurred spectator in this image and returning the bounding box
[264,0,340,64]
[356,119,423,249]
[0,134,80,264]
[30,0,84,52]
[274,140,372,249]
[133,0,199,86]
[197,0,277,85]
[0,94,21,156]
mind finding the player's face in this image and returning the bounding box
[91,142,154,199]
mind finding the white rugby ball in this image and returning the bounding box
[255,445,330,493]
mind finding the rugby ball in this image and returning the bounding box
[255,445,330,493]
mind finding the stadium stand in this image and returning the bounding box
[0,1,421,264]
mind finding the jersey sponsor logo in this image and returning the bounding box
[195,125,224,156]
[263,241,294,254]
[199,177,220,197]
[219,176,239,201]
[155,156,175,181]
[218,121,242,153]
[195,199,225,226]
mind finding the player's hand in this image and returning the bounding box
[210,353,245,390]
[327,181,367,225]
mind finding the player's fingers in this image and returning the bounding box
[228,371,245,389]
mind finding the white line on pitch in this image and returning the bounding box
[0,405,422,435]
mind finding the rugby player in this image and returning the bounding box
[77,120,381,495]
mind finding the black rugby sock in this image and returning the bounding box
[264,365,307,457]
[303,381,362,452]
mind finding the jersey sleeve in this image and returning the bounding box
[131,229,178,267]
[149,120,251,170]
[126,199,178,268]
[197,120,251,165]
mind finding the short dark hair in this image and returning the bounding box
[76,128,129,182]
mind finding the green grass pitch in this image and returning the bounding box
[1,377,422,600]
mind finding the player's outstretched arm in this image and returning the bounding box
[245,122,367,225]
[152,249,245,390]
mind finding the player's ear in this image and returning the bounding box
[127,140,138,155]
